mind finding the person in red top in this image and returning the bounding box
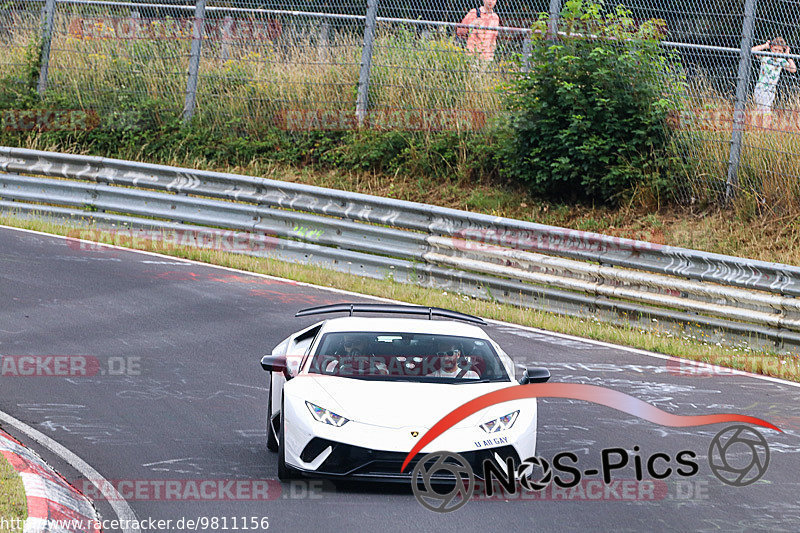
[457,0,500,61]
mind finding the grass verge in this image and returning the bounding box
[2,213,799,383]
[0,450,26,532]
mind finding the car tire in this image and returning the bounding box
[278,395,297,481]
[266,375,278,452]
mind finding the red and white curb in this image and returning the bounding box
[1,429,100,533]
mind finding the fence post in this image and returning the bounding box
[547,0,561,40]
[36,0,57,95]
[523,0,561,72]
[221,15,233,63]
[521,33,533,72]
[356,0,378,128]
[0,7,9,42]
[131,10,140,37]
[318,20,330,63]
[183,0,207,123]
[725,0,757,203]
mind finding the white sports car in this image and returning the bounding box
[261,304,550,481]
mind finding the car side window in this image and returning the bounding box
[296,325,323,373]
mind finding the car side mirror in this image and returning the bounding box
[519,366,550,385]
[261,355,289,378]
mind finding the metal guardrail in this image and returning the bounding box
[2,146,800,353]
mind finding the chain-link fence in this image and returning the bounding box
[1,0,46,98]
[1,0,799,208]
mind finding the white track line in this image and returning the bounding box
[0,410,140,533]
[4,222,800,393]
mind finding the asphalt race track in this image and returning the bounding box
[1,226,799,532]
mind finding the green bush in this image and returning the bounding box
[499,0,679,204]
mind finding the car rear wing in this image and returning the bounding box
[294,303,487,325]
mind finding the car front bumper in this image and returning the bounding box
[282,394,537,481]
[291,437,521,481]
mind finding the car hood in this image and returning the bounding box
[286,375,531,429]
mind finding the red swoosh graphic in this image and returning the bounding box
[400,383,781,472]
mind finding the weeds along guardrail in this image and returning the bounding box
[2,146,800,354]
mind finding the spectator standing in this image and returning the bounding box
[457,0,500,61]
[751,37,797,126]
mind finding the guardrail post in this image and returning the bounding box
[356,0,378,128]
[36,0,57,95]
[183,0,207,123]
[725,0,757,203]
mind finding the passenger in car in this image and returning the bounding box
[427,341,480,379]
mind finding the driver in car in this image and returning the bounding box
[427,341,479,379]
[326,335,389,375]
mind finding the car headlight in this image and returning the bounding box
[480,410,519,433]
[305,401,350,427]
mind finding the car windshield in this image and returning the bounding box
[307,332,509,382]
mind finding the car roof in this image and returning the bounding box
[317,316,491,339]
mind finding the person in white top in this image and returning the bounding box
[427,343,479,379]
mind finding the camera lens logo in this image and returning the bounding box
[517,456,552,491]
[411,451,475,513]
[708,425,770,487]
